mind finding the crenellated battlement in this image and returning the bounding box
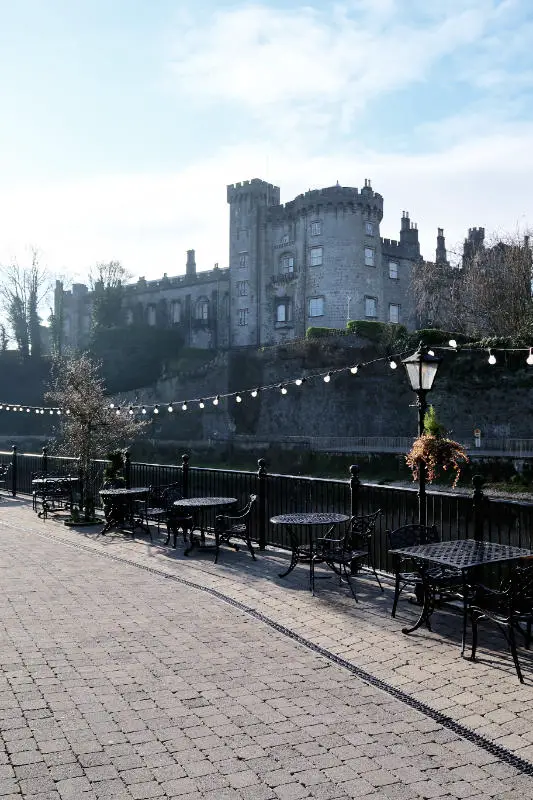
[227,178,280,205]
[267,181,384,222]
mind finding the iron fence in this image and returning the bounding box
[3,449,533,573]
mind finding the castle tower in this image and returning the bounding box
[462,227,485,265]
[436,227,449,266]
[227,178,280,347]
[186,249,196,276]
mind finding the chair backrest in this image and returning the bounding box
[510,561,533,615]
[160,483,184,509]
[346,510,381,548]
[387,523,439,550]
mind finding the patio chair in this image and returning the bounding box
[387,524,462,619]
[214,494,257,564]
[469,560,533,683]
[0,464,10,495]
[136,483,193,546]
[310,510,384,601]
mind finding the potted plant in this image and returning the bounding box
[406,406,469,488]
[103,449,126,489]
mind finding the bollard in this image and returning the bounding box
[349,464,360,517]
[181,454,189,498]
[11,445,17,497]
[257,458,267,551]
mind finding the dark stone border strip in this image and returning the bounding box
[9,521,533,777]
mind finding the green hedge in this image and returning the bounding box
[305,327,344,339]
[346,319,408,343]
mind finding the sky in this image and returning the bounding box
[0,0,532,287]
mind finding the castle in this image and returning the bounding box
[56,177,448,352]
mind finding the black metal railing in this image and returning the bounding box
[3,449,533,572]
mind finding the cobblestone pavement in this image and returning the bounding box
[0,498,532,799]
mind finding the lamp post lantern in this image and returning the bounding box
[402,343,442,525]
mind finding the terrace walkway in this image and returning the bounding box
[0,497,532,799]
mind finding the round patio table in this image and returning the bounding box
[270,512,350,580]
[173,497,238,556]
[98,487,150,537]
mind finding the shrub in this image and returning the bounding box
[305,327,344,339]
[346,320,408,344]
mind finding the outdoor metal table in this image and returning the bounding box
[173,497,238,556]
[32,476,79,519]
[270,512,350,582]
[389,538,533,653]
[98,487,150,537]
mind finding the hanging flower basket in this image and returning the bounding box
[406,433,469,488]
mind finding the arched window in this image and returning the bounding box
[196,298,209,321]
[171,300,181,324]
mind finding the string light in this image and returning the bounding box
[280,384,287,395]
[199,399,205,409]
[488,349,497,365]
[350,365,359,375]
[66,410,71,415]
[141,406,146,414]
[323,372,332,383]
[153,405,159,414]
[251,389,259,398]
[168,404,173,412]
[213,395,219,406]
[389,357,398,370]
[527,348,533,366]
[294,378,303,386]
[115,408,121,415]
[235,394,242,403]
[109,403,115,409]
[181,402,187,411]
[449,339,458,349]
[427,349,435,357]
[128,406,134,415]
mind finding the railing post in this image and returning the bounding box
[257,458,267,551]
[78,457,84,514]
[41,447,48,475]
[181,454,189,498]
[350,464,360,517]
[11,445,17,497]
[472,474,485,542]
[124,451,131,489]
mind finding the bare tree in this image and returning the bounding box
[45,353,147,516]
[0,250,49,358]
[90,260,131,331]
[0,324,8,352]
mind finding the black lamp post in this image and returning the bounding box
[402,343,442,525]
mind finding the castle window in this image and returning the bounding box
[308,296,324,317]
[389,303,400,324]
[280,233,289,245]
[236,280,248,297]
[239,252,248,268]
[171,300,181,323]
[238,308,248,326]
[276,299,292,324]
[280,254,294,274]
[196,298,209,321]
[365,247,375,266]
[389,260,399,280]
[310,221,321,236]
[365,296,377,318]
[147,305,156,326]
[365,221,374,236]
[310,246,323,267]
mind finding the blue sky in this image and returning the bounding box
[0,0,532,283]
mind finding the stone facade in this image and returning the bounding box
[56,176,423,352]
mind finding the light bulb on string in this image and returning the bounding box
[128,406,134,415]
[18,406,23,412]
[295,378,303,386]
[109,403,115,409]
[116,408,121,415]
[527,348,533,366]
[449,339,458,349]
[27,408,31,413]
[66,409,71,415]
[0,405,3,410]
[350,365,359,375]
[153,405,159,414]
[181,402,187,411]
[323,372,332,383]
[5,406,9,411]
[213,395,219,406]
[488,349,497,365]
[235,394,242,403]
[141,406,146,415]
[199,400,205,409]
[57,410,61,415]
[251,389,259,398]
[168,404,173,413]
[389,357,398,370]
[427,349,435,357]
[280,384,287,395]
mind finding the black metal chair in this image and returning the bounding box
[469,561,533,683]
[310,510,383,601]
[0,464,10,495]
[387,524,462,619]
[214,494,257,564]
[136,483,193,547]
